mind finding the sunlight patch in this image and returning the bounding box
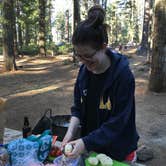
[8,84,61,98]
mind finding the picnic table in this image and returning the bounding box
[3,128,22,144]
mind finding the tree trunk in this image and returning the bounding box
[73,0,80,31]
[102,0,107,10]
[13,9,18,58]
[18,23,23,49]
[38,0,46,56]
[25,22,30,45]
[73,0,81,63]
[2,0,17,71]
[149,0,166,92]
[16,0,23,49]
[48,0,53,43]
[65,10,70,42]
[139,0,151,56]
[147,0,154,62]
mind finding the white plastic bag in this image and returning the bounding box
[53,155,80,166]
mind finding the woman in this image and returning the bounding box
[62,5,139,162]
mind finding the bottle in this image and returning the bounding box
[0,144,10,166]
[22,116,31,138]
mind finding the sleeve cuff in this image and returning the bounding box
[82,136,94,152]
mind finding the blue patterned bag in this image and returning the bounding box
[7,130,52,166]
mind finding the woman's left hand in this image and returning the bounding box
[66,139,86,158]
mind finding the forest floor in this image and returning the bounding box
[0,50,166,166]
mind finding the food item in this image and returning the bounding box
[96,153,107,161]
[99,156,113,166]
[88,157,99,165]
[87,153,113,166]
[64,143,73,154]
[49,146,62,157]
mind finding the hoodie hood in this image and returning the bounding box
[103,48,129,91]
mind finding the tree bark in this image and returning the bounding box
[16,0,23,49]
[102,0,107,10]
[2,0,17,71]
[149,0,166,92]
[13,5,18,58]
[25,22,30,46]
[65,10,70,42]
[73,0,80,31]
[38,0,46,56]
[139,0,151,56]
[73,0,81,63]
[48,0,53,43]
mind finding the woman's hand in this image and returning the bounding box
[66,139,86,158]
[61,116,80,150]
[62,131,73,148]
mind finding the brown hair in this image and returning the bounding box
[72,5,108,50]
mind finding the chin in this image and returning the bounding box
[87,66,96,72]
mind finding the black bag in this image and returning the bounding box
[32,108,53,135]
[32,109,76,141]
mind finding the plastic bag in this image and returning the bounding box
[7,138,39,166]
[53,155,80,166]
[7,130,52,166]
[27,130,52,162]
[21,156,44,166]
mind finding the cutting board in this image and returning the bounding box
[85,152,129,166]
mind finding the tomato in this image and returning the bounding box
[56,149,62,156]
[49,146,62,157]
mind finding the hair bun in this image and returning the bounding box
[87,5,105,28]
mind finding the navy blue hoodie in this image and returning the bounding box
[71,48,139,161]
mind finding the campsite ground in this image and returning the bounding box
[0,51,166,166]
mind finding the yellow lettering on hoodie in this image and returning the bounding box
[106,97,111,110]
[99,96,106,109]
[99,97,111,111]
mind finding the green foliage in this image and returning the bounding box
[106,0,140,46]
[0,0,141,55]
[20,45,38,56]
[53,11,66,41]
[57,43,73,55]
[45,42,72,55]
[46,42,58,55]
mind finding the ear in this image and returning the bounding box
[102,43,107,49]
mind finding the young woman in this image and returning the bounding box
[62,5,139,162]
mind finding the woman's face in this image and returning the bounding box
[74,45,104,72]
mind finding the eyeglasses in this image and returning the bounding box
[74,49,97,60]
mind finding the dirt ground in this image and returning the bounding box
[0,52,166,166]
